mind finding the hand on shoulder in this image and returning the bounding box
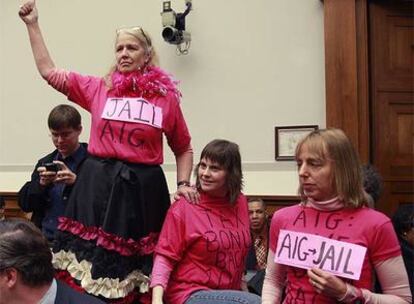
[172,184,199,204]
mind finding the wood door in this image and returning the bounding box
[369,0,413,215]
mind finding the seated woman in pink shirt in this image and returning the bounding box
[262,128,412,304]
[151,139,261,304]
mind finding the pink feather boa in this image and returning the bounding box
[109,66,181,99]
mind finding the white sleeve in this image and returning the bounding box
[338,256,412,303]
[262,250,287,304]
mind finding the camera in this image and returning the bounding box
[161,1,192,50]
[43,162,60,172]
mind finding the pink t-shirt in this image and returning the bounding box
[269,204,401,304]
[154,193,251,304]
[48,70,191,164]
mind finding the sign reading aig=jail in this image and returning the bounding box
[275,230,367,280]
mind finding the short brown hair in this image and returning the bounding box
[295,128,367,208]
[48,104,81,130]
[195,139,243,204]
[0,219,54,287]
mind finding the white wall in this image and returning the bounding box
[0,0,325,194]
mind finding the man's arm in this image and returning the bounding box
[18,160,50,212]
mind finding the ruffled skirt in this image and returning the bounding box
[52,157,170,303]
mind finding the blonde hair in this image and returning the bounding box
[104,27,160,87]
[295,128,368,208]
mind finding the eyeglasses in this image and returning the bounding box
[116,26,152,48]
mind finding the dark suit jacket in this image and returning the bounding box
[55,280,105,304]
[18,143,88,229]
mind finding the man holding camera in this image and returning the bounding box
[18,104,87,242]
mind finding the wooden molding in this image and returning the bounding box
[247,195,299,206]
[247,195,299,215]
[323,0,370,162]
[0,191,30,219]
[0,192,299,220]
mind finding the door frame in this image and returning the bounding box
[323,0,371,163]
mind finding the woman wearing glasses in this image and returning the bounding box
[19,1,196,303]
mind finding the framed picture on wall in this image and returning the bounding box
[275,125,319,161]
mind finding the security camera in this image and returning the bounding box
[162,26,191,45]
[161,1,192,54]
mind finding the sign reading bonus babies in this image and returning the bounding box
[275,229,367,280]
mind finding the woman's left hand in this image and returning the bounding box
[307,268,347,299]
[173,185,199,204]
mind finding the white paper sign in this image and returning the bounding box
[102,97,163,129]
[275,229,367,280]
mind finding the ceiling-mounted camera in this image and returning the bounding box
[161,0,192,55]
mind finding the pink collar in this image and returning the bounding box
[304,196,344,211]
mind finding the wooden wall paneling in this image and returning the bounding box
[0,192,299,220]
[323,0,370,162]
[375,93,413,177]
[369,1,414,215]
[247,195,299,215]
[370,2,414,91]
[373,92,413,214]
[355,0,371,162]
[323,0,413,216]
[0,192,30,220]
